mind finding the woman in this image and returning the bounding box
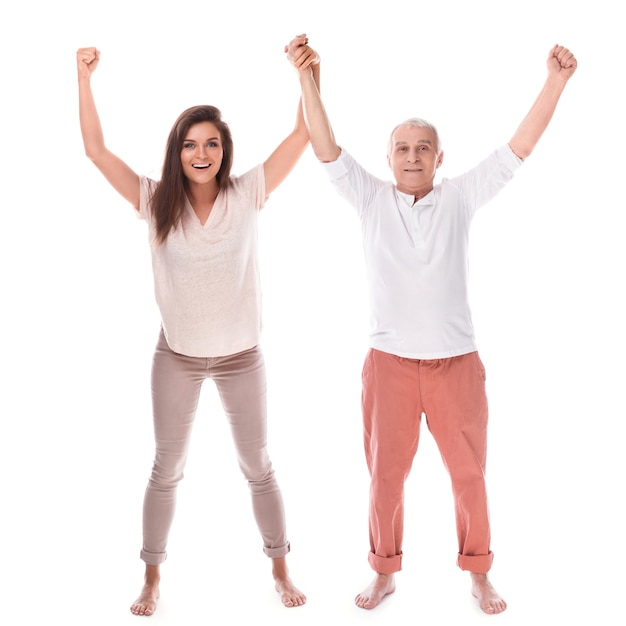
[76,35,320,616]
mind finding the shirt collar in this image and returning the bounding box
[395,187,435,207]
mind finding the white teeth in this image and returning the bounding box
[192,164,209,169]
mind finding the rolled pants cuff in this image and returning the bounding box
[140,549,167,566]
[457,551,493,574]
[264,541,290,559]
[369,551,402,575]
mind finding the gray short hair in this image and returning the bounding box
[387,118,442,155]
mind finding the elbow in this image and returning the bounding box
[84,148,98,163]
[314,145,341,163]
[83,143,108,166]
[508,141,531,162]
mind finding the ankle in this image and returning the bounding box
[144,565,161,586]
[272,556,289,580]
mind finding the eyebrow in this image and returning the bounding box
[183,136,220,142]
[395,138,432,146]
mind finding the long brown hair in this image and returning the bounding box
[151,105,234,244]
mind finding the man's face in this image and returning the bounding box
[387,125,443,196]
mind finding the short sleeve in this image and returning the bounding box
[138,176,158,221]
[320,147,351,180]
[230,164,266,210]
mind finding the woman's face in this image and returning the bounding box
[180,121,224,184]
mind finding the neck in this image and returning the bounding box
[396,181,434,201]
[187,180,220,205]
[187,181,220,226]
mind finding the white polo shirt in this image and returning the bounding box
[138,165,265,358]
[322,145,522,359]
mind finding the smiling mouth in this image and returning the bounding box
[192,164,210,169]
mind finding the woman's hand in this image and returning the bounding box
[76,47,100,80]
[284,33,320,71]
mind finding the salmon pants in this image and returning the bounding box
[140,330,290,565]
[362,348,494,575]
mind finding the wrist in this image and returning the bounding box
[546,71,568,88]
[298,67,315,82]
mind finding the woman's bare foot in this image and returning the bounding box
[130,565,160,616]
[272,557,306,607]
[470,572,507,614]
[355,573,396,609]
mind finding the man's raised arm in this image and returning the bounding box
[509,44,577,161]
[287,35,341,163]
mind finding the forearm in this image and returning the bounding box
[508,75,568,160]
[78,76,107,162]
[299,68,340,163]
[261,62,321,195]
[291,63,321,140]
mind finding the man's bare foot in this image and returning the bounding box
[470,572,507,614]
[130,565,160,616]
[355,573,396,609]
[272,557,306,607]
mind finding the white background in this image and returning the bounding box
[1,1,624,624]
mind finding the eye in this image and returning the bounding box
[208,141,219,148]
[183,142,195,149]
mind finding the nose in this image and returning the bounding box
[197,145,207,158]
[406,149,419,162]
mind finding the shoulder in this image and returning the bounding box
[227,164,264,190]
[224,164,265,209]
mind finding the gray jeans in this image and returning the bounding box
[140,330,289,565]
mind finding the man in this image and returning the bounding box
[288,37,577,614]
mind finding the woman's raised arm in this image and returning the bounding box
[77,47,140,210]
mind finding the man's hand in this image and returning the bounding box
[77,47,100,80]
[547,44,577,83]
[284,33,320,70]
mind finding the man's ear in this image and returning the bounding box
[436,151,444,168]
